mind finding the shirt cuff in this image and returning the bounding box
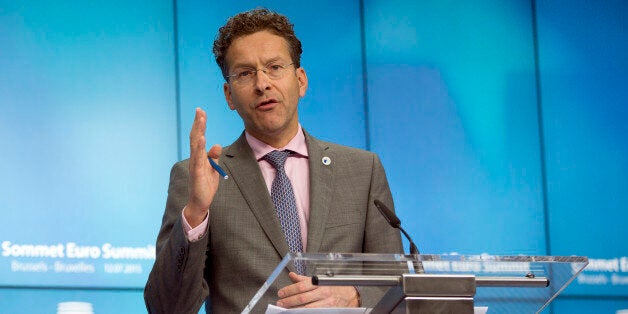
[181,206,209,242]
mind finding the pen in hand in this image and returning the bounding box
[209,157,229,179]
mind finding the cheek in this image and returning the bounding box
[229,92,252,110]
[284,82,304,100]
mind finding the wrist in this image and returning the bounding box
[183,204,208,228]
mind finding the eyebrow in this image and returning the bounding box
[231,57,285,70]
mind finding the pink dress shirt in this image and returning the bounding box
[183,126,311,250]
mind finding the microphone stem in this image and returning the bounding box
[399,228,415,253]
[399,227,424,273]
[409,243,419,255]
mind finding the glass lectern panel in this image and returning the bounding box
[243,253,588,314]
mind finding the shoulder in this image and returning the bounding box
[305,130,374,154]
[305,132,381,167]
[170,159,189,176]
[324,140,375,158]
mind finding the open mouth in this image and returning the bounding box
[256,98,278,109]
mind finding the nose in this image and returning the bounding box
[253,69,272,93]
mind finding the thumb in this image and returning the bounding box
[288,271,309,283]
[207,144,223,159]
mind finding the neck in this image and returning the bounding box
[248,126,299,149]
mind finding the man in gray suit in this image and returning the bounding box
[145,8,403,313]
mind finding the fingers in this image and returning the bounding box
[186,108,221,218]
[279,272,311,297]
[277,273,314,307]
[190,108,208,166]
[288,272,308,283]
[277,274,359,309]
[192,108,223,162]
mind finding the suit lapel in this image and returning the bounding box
[221,133,291,259]
[303,131,334,253]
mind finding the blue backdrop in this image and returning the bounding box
[0,0,626,312]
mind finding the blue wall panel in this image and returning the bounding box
[552,298,628,314]
[363,0,546,256]
[536,0,628,298]
[0,0,177,289]
[0,288,146,313]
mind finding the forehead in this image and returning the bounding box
[225,30,291,68]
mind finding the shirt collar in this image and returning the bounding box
[245,124,309,161]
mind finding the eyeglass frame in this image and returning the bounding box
[226,63,296,85]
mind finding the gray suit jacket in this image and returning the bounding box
[145,130,403,313]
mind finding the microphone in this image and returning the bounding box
[374,199,424,273]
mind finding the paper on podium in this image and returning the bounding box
[475,306,488,314]
[265,305,370,313]
[265,305,489,314]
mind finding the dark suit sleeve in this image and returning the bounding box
[144,161,210,314]
[358,153,405,307]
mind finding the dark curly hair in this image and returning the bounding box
[212,8,303,81]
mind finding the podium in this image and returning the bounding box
[243,253,588,314]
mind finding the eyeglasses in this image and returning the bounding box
[227,63,295,85]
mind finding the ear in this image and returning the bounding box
[296,67,308,97]
[223,82,236,110]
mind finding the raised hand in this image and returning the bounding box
[185,108,223,227]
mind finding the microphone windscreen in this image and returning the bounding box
[374,199,401,228]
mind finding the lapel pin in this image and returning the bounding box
[322,156,331,166]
